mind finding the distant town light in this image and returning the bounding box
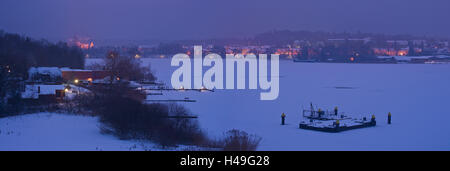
[64,88,69,92]
[74,79,79,84]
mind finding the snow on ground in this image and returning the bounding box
[107,58,450,151]
[0,113,189,151]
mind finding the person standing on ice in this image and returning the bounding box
[281,113,286,125]
[371,115,376,125]
[388,112,392,124]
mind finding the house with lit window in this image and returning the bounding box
[21,67,95,103]
[60,68,110,84]
[27,67,110,84]
[28,67,63,83]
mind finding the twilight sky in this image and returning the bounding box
[1,0,450,41]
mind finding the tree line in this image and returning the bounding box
[0,30,84,78]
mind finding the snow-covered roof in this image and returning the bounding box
[28,67,62,78]
[67,84,90,93]
[65,85,91,99]
[60,68,92,72]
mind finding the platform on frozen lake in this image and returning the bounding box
[299,104,376,133]
[299,118,376,133]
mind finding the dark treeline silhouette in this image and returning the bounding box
[166,30,435,47]
[253,30,430,46]
[0,30,84,78]
[154,43,184,55]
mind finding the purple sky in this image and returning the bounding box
[1,0,450,41]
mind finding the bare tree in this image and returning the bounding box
[104,51,156,83]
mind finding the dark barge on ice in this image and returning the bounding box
[299,103,376,133]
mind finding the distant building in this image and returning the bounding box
[28,67,63,83]
[60,68,110,83]
[21,84,66,103]
[387,40,409,47]
[67,36,94,50]
[373,48,409,56]
[21,84,90,103]
[27,67,110,84]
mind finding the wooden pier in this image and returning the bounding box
[146,99,197,103]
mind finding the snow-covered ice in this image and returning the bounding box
[131,58,450,151]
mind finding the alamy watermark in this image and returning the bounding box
[171,46,279,100]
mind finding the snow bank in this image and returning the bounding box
[0,113,161,151]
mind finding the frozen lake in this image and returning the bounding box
[89,58,450,150]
